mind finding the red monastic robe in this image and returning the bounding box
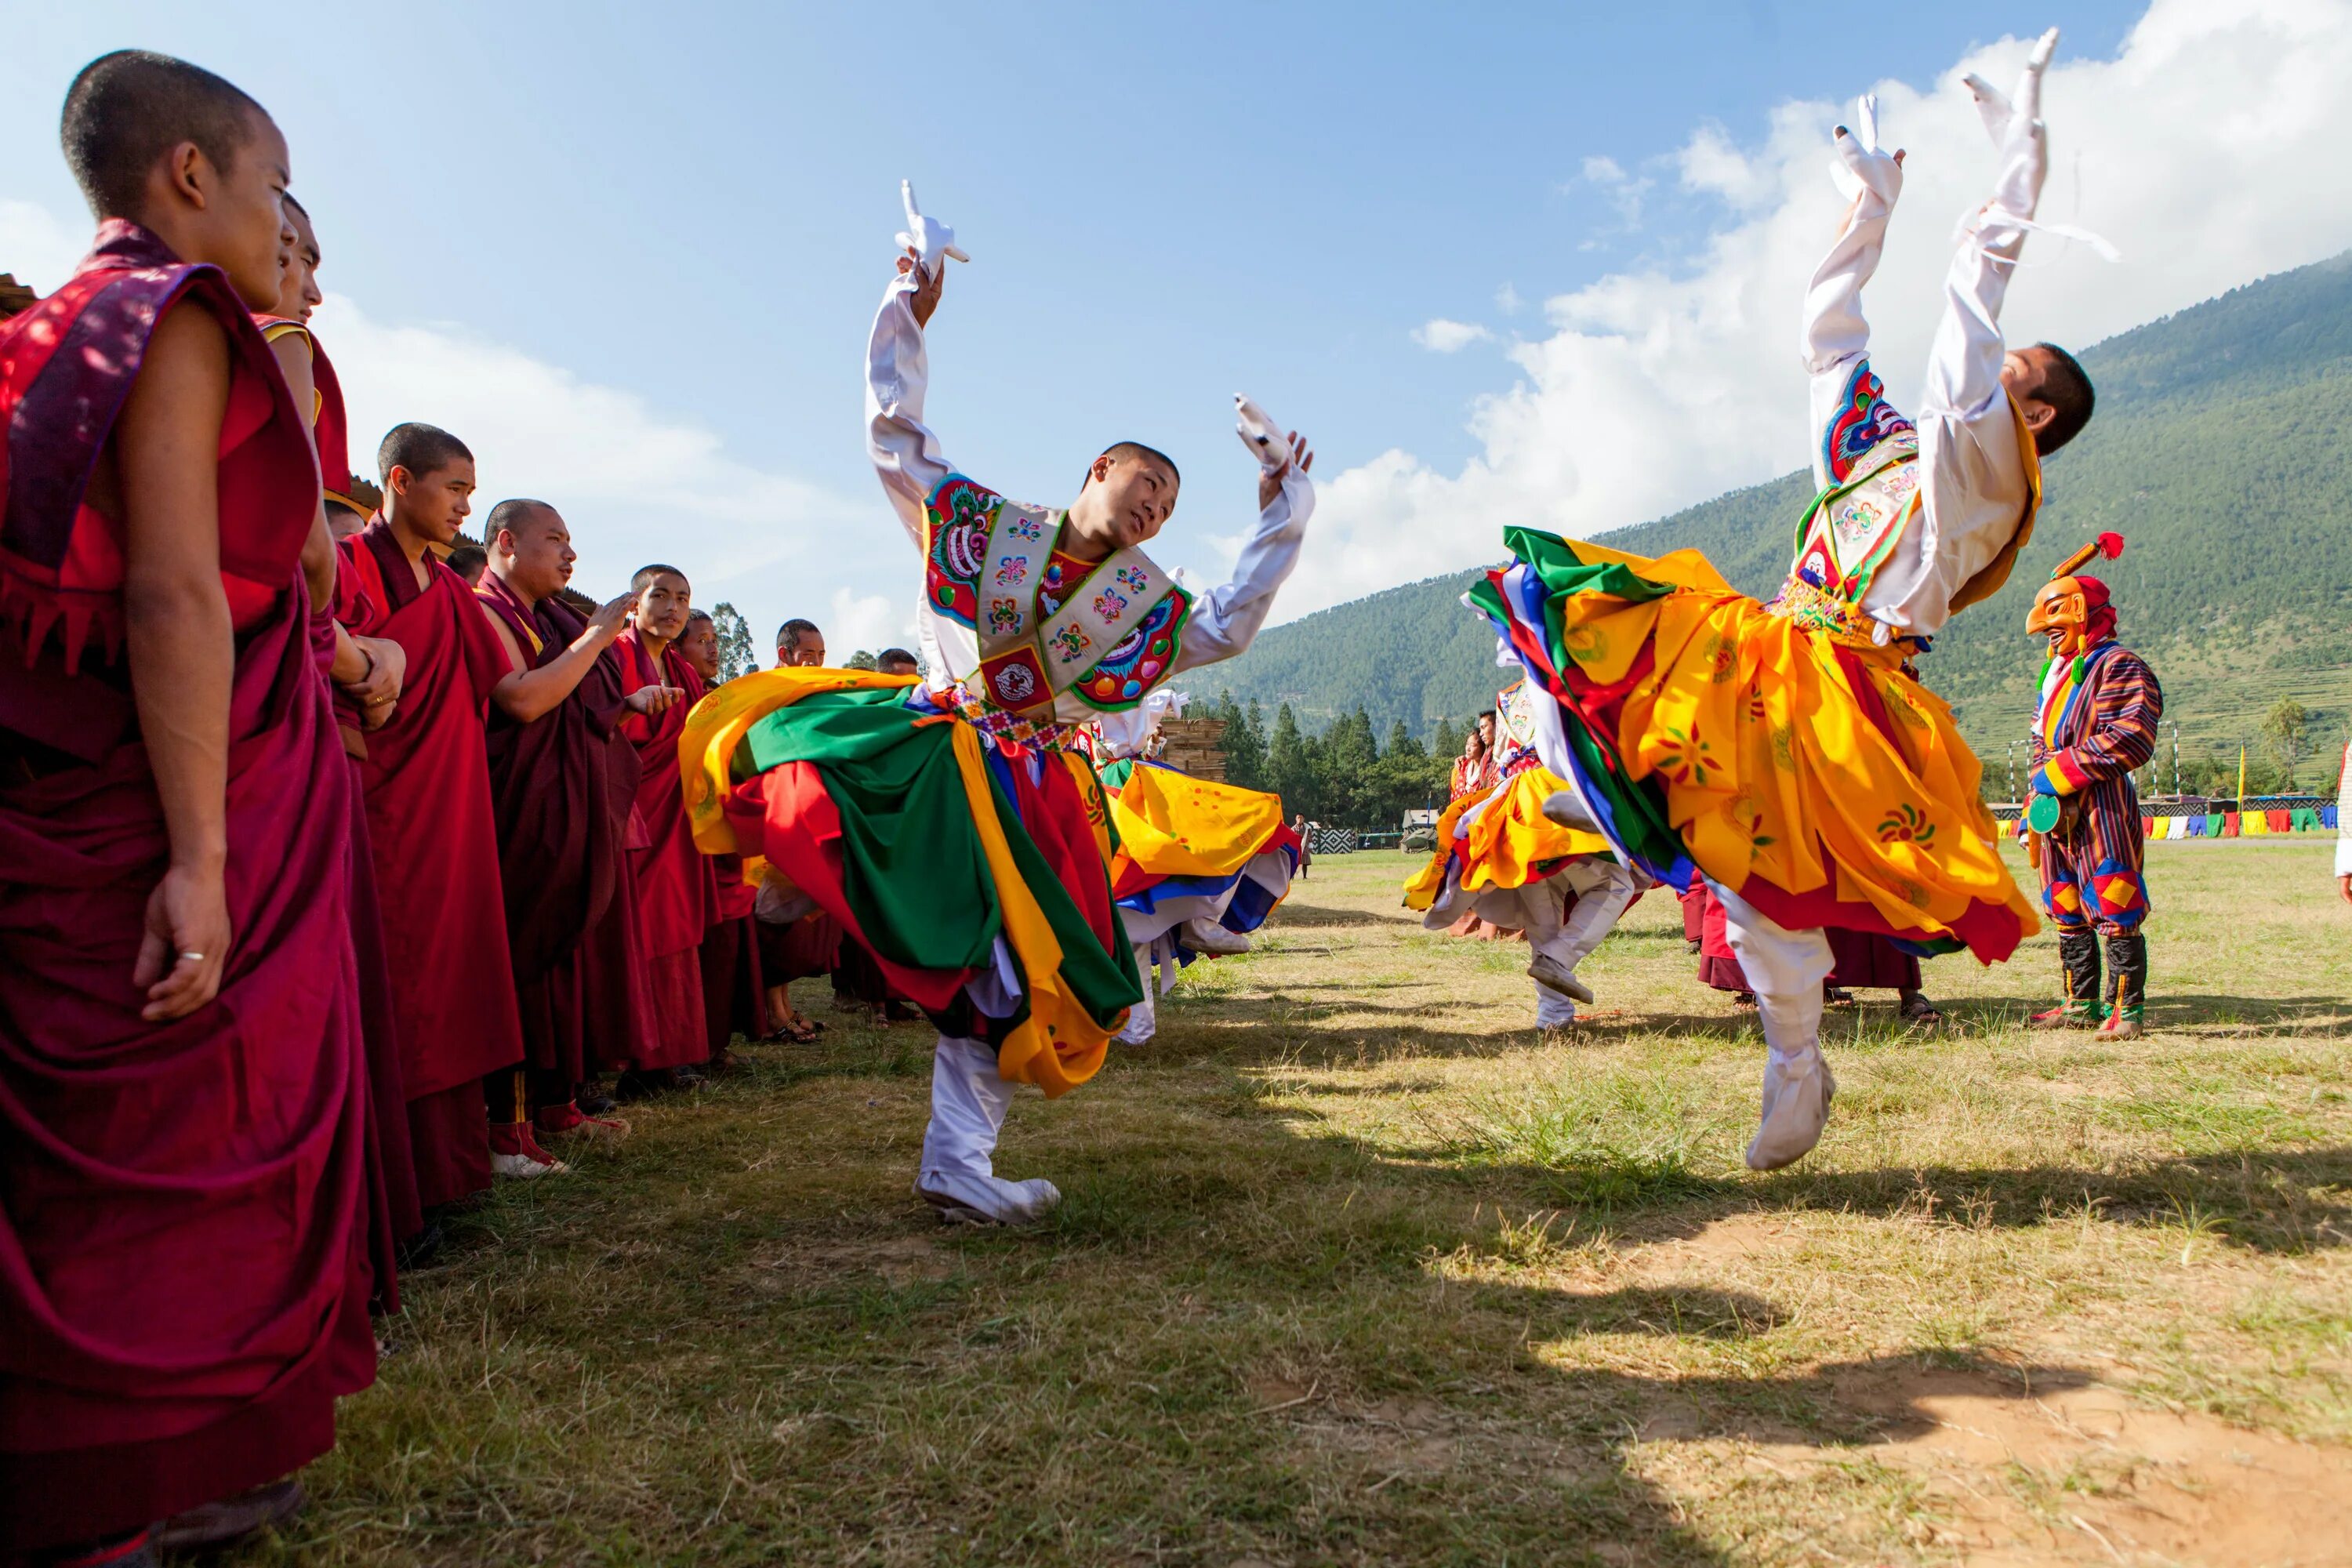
[612,630,715,1069]
[476,575,651,1085]
[337,517,523,1205]
[263,313,421,1284]
[700,853,769,1051]
[0,222,375,1552]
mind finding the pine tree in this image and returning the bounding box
[1266,703,1314,818]
[710,602,759,682]
[1213,691,1268,789]
[845,650,878,671]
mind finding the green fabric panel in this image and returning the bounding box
[2292,808,2320,833]
[2205,813,2223,836]
[1500,527,1679,608]
[1097,757,1134,790]
[743,693,1001,971]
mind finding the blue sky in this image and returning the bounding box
[9,2,2345,654]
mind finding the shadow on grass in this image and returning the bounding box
[1947,994,2352,1035]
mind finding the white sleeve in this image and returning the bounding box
[1915,112,2045,576]
[1169,464,1315,673]
[1801,194,1896,491]
[2335,741,2352,878]
[866,272,957,547]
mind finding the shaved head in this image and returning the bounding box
[631,562,688,593]
[61,49,268,220]
[376,422,472,485]
[483,497,559,548]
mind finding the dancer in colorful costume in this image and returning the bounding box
[2021,533,2162,1036]
[1486,36,2099,1167]
[1406,679,1646,1028]
[682,186,1314,1224]
[1091,692,1302,1045]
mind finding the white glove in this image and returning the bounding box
[1828,94,1904,211]
[894,180,969,279]
[1962,27,2056,218]
[1233,394,1289,473]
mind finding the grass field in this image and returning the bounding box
[247,840,2352,1566]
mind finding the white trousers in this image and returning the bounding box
[1520,857,1639,1026]
[918,1034,1016,1180]
[1707,878,1832,1064]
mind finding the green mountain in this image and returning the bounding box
[1211,251,2352,786]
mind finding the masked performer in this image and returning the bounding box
[2021,534,2161,1036]
[681,187,1313,1224]
[1484,38,2098,1167]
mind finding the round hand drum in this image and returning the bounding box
[2024,793,2063,835]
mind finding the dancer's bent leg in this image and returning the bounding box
[1710,880,1836,1171]
[916,1034,1062,1223]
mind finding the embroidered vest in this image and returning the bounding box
[1494,677,1543,773]
[924,474,1193,722]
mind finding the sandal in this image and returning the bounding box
[1899,995,1944,1027]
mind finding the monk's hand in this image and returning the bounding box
[626,684,684,717]
[340,634,404,712]
[1258,431,1313,512]
[135,863,230,1022]
[897,250,946,328]
[589,592,636,641]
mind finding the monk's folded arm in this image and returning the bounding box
[267,330,336,614]
[485,602,622,724]
[119,299,234,879]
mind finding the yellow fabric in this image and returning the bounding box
[1060,752,1116,866]
[946,724,1111,1096]
[1555,539,2037,946]
[1108,765,1287,881]
[1399,769,1610,909]
[677,665,1113,1097]
[679,666,916,856]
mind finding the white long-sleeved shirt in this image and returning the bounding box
[1798,134,2045,637]
[865,270,1313,720]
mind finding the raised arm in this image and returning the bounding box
[1171,431,1316,673]
[866,183,970,545]
[1803,96,1907,489]
[482,592,638,724]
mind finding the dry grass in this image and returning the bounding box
[240,840,2352,1566]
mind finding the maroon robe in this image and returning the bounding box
[475,574,648,1088]
[1693,885,1922,994]
[700,855,769,1050]
[613,630,716,1069]
[0,223,374,1552]
[338,518,523,1206]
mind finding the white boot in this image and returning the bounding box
[913,1171,1063,1225]
[1526,951,1595,1004]
[1181,916,1251,956]
[1745,1048,1834,1171]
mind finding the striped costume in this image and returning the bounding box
[2028,639,2163,935]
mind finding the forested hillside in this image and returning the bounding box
[1211,251,2352,785]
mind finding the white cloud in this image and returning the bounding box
[307,294,882,639]
[1410,318,1495,353]
[1495,282,1524,314]
[826,584,916,659]
[1277,0,2352,619]
[1580,154,1628,185]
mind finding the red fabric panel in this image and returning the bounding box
[727,764,974,1013]
[338,522,524,1098]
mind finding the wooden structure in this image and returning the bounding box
[0,274,35,321]
[1156,717,1229,782]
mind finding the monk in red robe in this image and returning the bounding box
[474,500,666,1163]
[256,194,428,1294]
[681,611,768,1061]
[756,616,841,1043]
[610,565,714,1095]
[336,423,525,1208]
[0,51,374,1563]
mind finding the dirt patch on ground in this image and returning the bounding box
[1618,1209,1802,1269]
[746,1235,955,1290]
[1771,1363,2352,1564]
